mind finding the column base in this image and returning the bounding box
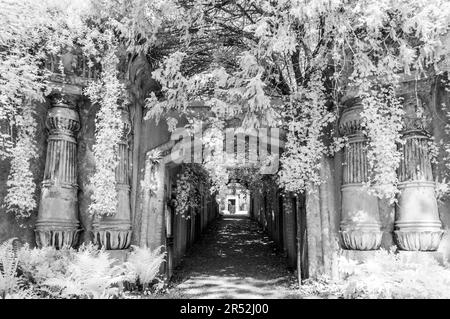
[35,229,80,249]
[92,220,132,250]
[340,230,382,250]
[92,229,132,250]
[394,230,444,251]
[35,219,80,249]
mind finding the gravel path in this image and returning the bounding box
[166,215,300,299]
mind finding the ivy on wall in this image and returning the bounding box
[4,105,38,221]
[2,0,450,223]
[85,39,126,217]
[173,164,210,219]
[0,0,178,221]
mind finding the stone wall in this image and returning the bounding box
[0,100,49,245]
[76,97,99,244]
[431,74,450,260]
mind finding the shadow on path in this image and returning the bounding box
[166,215,300,299]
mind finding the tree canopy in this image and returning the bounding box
[1,0,450,220]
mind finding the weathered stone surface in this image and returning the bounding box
[339,100,383,250]
[36,96,81,248]
[395,230,444,251]
[76,97,98,244]
[397,250,444,265]
[378,198,395,249]
[394,92,444,251]
[340,229,383,250]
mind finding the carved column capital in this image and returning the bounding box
[399,93,432,135]
[46,96,81,137]
[339,98,364,137]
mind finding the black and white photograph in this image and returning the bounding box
[1,0,450,312]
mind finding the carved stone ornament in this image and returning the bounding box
[394,94,444,251]
[36,95,81,248]
[339,99,383,250]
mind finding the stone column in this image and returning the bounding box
[92,105,132,250]
[339,99,383,250]
[394,94,444,251]
[36,96,81,248]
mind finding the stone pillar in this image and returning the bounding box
[36,96,81,248]
[92,105,132,250]
[394,94,444,251]
[339,99,383,250]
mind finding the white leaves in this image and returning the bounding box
[145,51,189,120]
[361,87,404,202]
[125,245,166,286]
[0,238,20,296]
[4,105,37,220]
[42,244,130,299]
[86,45,126,217]
[278,71,335,193]
[174,164,210,218]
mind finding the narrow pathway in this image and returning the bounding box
[166,215,300,299]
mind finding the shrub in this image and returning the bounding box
[1,238,167,299]
[339,248,450,299]
[300,248,450,299]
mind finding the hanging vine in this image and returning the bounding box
[85,37,126,217]
[173,164,210,219]
[360,87,405,202]
[4,105,38,221]
[2,0,450,222]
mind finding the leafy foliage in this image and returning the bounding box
[40,244,133,299]
[17,244,75,286]
[1,238,170,299]
[125,245,166,288]
[0,238,19,298]
[0,0,179,220]
[300,248,450,299]
[2,0,450,215]
[4,106,38,220]
[174,164,210,218]
[85,43,126,217]
[145,0,450,197]
[361,87,405,201]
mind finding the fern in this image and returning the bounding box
[0,238,20,298]
[125,245,166,288]
[4,286,37,299]
[42,244,132,299]
[17,244,75,286]
[300,249,450,299]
